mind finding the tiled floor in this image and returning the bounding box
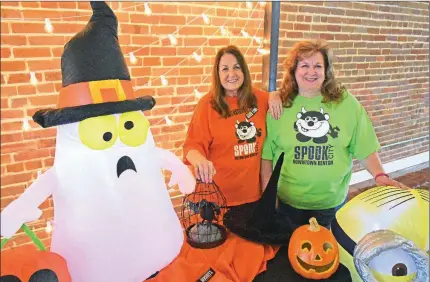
[347,167,429,200]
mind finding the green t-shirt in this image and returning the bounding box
[262,91,380,210]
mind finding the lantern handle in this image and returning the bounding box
[1,223,46,251]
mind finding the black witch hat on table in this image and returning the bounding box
[223,153,294,244]
[224,153,353,281]
[33,1,155,128]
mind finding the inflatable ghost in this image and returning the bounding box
[332,186,429,282]
[0,2,195,282]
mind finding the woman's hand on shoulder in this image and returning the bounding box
[268,90,283,120]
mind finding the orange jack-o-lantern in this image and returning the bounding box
[0,224,71,282]
[288,217,339,279]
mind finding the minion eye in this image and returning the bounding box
[119,111,150,147]
[368,248,416,278]
[323,242,333,253]
[301,242,312,251]
[392,263,407,276]
[78,115,118,150]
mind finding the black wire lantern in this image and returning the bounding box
[180,180,228,249]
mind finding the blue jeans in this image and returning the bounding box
[277,199,346,230]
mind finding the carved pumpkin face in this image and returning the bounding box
[288,217,340,279]
[0,245,71,282]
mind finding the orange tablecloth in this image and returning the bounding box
[150,232,280,282]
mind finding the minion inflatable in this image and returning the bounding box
[1,2,195,282]
[331,186,429,282]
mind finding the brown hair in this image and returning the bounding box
[279,39,345,107]
[210,45,255,118]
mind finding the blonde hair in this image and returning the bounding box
[280,39,345,107]
[210,45,256,118]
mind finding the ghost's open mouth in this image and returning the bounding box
[296,256,335,273]
[117,156,137,177]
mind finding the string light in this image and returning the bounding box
[22,117,30,131]
[231,3,259,45]
[45,221,53,234]
[30,72,38,85]
[44,18,53,33]
[194,89,203,99]
[121,4,219,57]
[129,52,137,64]
[220,26,229,36]
[240,29,250,38]
[160,75,168,86]
[144,80,152,87]
[257,48,270,55]
[167,187,176,193]
[192,51,203,62]
[246,2,253,9]
[141,7,241,93]
[168,34,178,46]
[144,3,152,16]
[253,36,262,44]
[6,2,218,59]
[259,2,266,7]
[152,6,258,127]
[164,116,174,125]
[17,2,261,132]
[201,13,210,24]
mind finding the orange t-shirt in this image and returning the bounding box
[150,232,279,282]
[183,88,269,206]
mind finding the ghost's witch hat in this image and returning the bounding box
[223,153,295,244]
[33,2,155,128]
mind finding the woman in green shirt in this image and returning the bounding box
[260,39,408,229]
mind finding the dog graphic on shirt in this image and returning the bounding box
[235,119,261,143]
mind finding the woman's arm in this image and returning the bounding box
[186,149,216,184]
[359,152,409,189]
[268,91,283,120]
[260,159,273,192]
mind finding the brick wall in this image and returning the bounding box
[1,1,429,249]
[277,2,429,170]
[0,1,266,249]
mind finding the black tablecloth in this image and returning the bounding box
[254,245,352,282]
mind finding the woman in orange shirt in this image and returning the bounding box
[183,45,282,206]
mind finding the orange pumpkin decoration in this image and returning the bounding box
[1,224,71,282]
[288,217,339,279]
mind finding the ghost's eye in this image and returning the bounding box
[124,121,134,130]
[119,111,150,147]
[301,242,312,252]
[78,115,118,150]
[392,263,407,276]
[313,117,318,122]
[305,117,311,122]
